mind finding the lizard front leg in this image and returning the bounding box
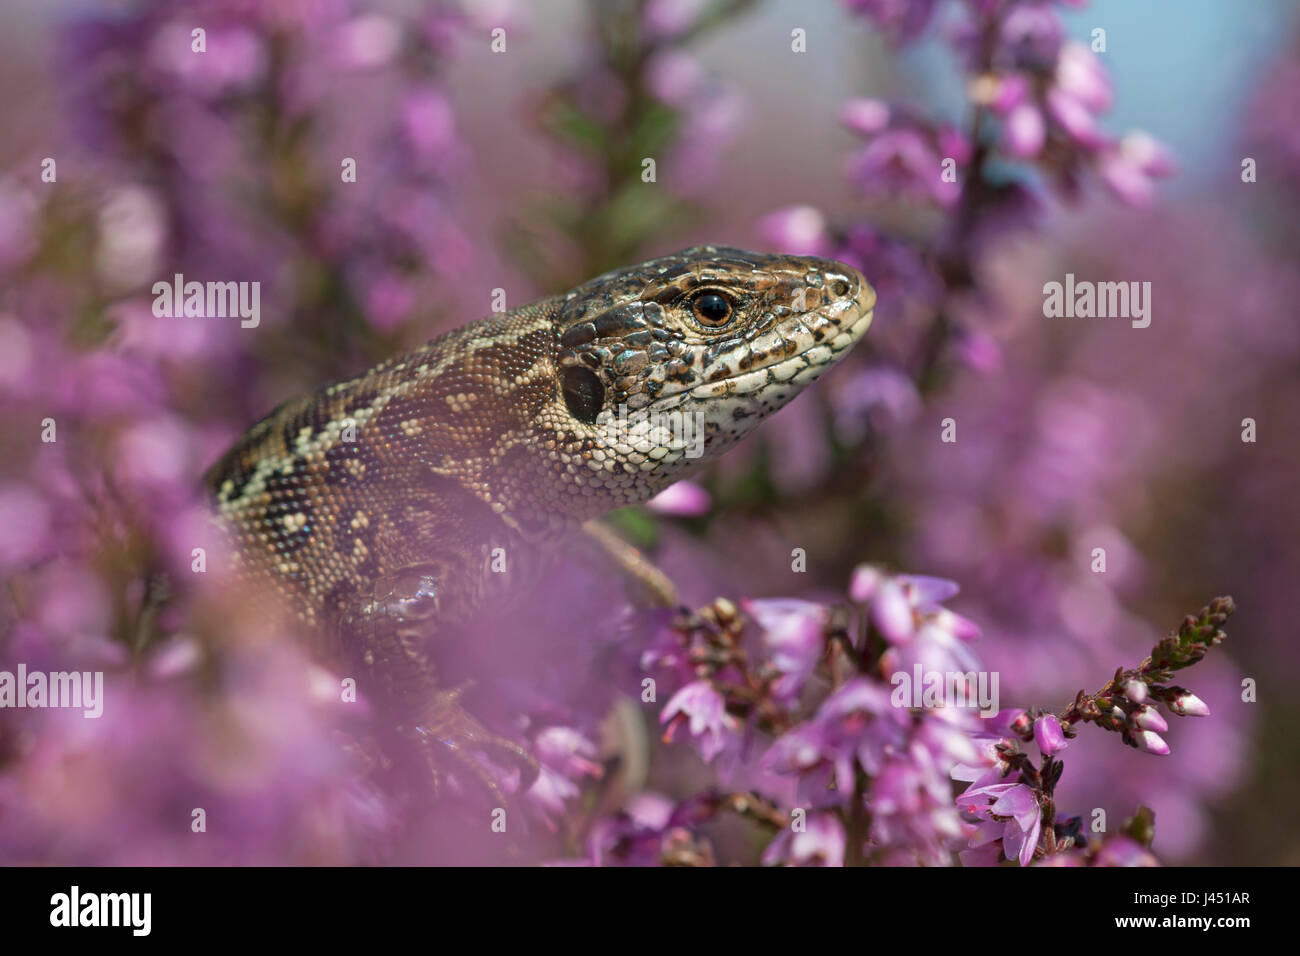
[339,562,538,804]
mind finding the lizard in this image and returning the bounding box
[203,245,875,802]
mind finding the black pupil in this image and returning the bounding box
[695,294,729,323]
[561,366,605,425]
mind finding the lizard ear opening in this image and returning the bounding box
[561,366,605,425]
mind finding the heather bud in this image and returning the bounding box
[1122,679,1148,704]
[1033,715,1068,755]
[1131,706,1167,733]
[1169,692,1210,717]
[1010,711,1034,736]
[1135,730,1170,755]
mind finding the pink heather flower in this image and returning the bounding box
[763,679,908,808]
[1119,130,1178,176]
[869,573,982,678]
[848,564,883,603]
[660,680,739,763]
[642,0,706,40]
[1099,132,1176,207]
[927,605,980,642]
[1033,714,1068,755]
[147,636,203,680]
[1168,692,1210,717]
[761,813,846,867]
[840,98,890,136]
[149,24,267,96]
[115,416,196,491]
[815,678,910,780]
[0,484,51,569]
[334,15,402,70]
[998,5,1063,66]
[870,750,966,865]
[1132,706,1168,733]
[864,573,970,646]
[1135,729,1171,755]
[1098,148,1154,206]
[764,707,972,863]
[1123,679,1149,703]
[1004,102,1045,158]
[646,480,712,517]
[936,125,973,165]
[915,707,982,769]
[1036,851,1086,866]
[898,574,962,608]
[834,366,923,441]
[756,205,831,257]
[958,781,1042,866]
[638,619,698,683]
[645,50,706,106]
[958,841,1005,867]
[1094,836,1159,867]
[760,723,842,809]
[533,726,603,781]
[586,793,675,867]
[955,329,1003,374]
[361,270,416,331]
[952,737,1012,792]
[982,708,1030,738]
[744,598,826,701]
[401,87,457,163]
[871,577,917,644]
[1046,87,1108,149]
[1054,42,1113,114]
[526,767,583,827]
[849,128,958,207]
[884,615,983,679]
[819,678,896,722]
[843,0,938,44]
[987,73,1031,113]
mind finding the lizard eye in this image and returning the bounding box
[691,292,732,327]
[561,365,605,425]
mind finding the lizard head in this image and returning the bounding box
[544,245,875,508]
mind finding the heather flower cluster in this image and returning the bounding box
[630,567,1234,866]
[765,0,1175,343]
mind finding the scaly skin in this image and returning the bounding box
[204,245,875,796]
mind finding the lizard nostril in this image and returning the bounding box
[829,278,851,298]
